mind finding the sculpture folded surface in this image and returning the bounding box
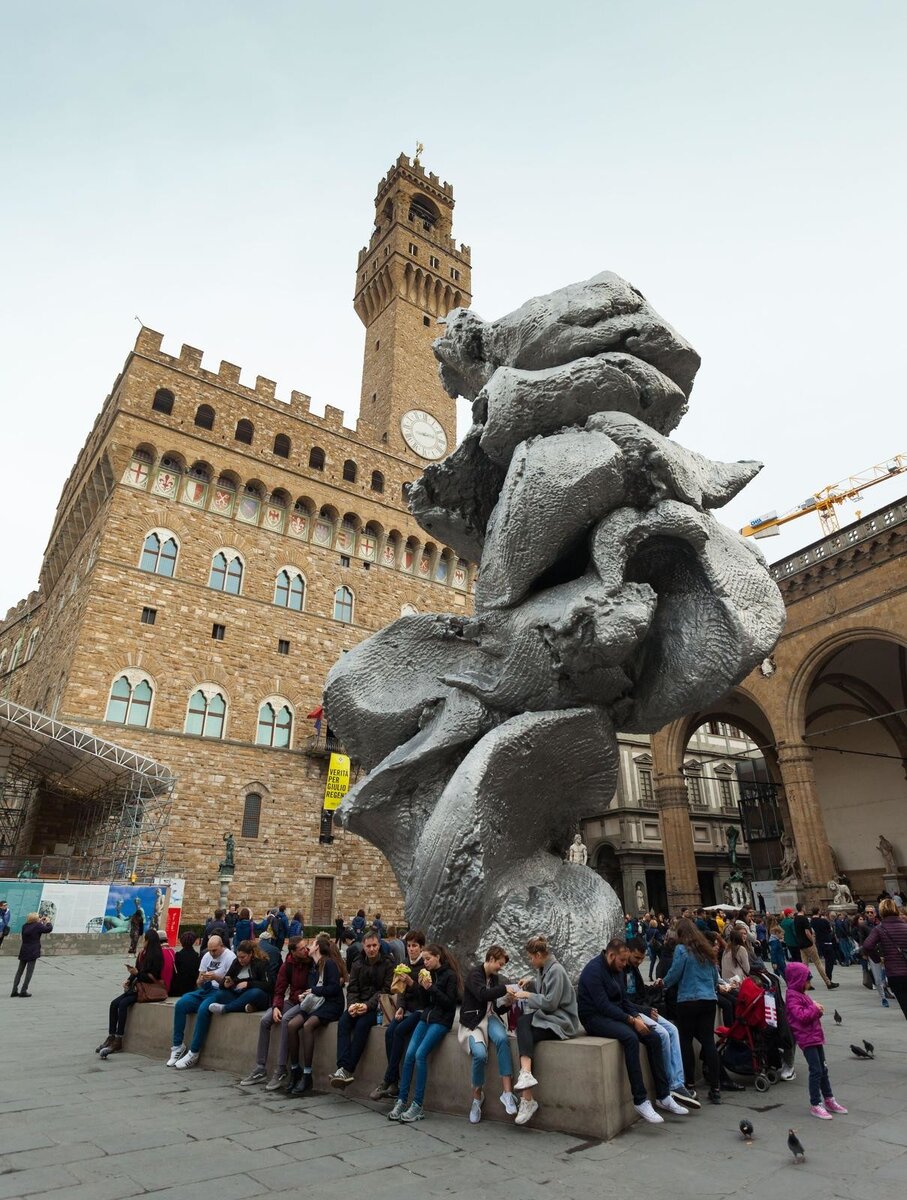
[325,271,785,974]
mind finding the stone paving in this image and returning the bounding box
[0,954,904,1199]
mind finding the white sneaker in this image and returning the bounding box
[166,1044,186,1067]
[500,1091,519,1116]
[656,1096,689,1116]
[469,1098,483,1124]
[634,1100,664,1124]
[514,1097,539,1126]
[515,1069,538,1091]
[175,1050,199,1070]
[779,1064,796,1081]
[208,1003,225,1015]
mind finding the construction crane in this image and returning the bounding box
[741,455,907,539]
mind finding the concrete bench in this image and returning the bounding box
[124,1002,652,1141]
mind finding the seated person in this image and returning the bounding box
[370,929,426,1100]
[510,934,580,1127]
[577,937,689,1124]
[720,929,751,985]
[239,936,312,1089]
[99,929,172,1055]
[167,935,236,1069]
[457,943,518,1123]
[169,931,201,997]
[208,939,272,1016]
[388,944,461,1123]
[625,938,699,1109]
[286,935,348,1095]
[330,928,394,1088]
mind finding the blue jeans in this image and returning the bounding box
[172,985,221,1050]
[399,1020,449,1106]
[384,1010,421,1084]
[216,987,270,1015]
[642,1013,683,1091]
[468,1016,513,1089]
[802,1044,832,1106]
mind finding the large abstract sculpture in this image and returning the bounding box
[325,272,785,973]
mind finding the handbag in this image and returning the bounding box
[299,992,324,1014]
[136,978,167,1003]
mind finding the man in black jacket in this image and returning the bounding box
[330,929,394,1088]
[578,937,688,1125]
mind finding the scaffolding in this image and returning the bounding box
[0,699,174,883]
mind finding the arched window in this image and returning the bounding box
[194,404,215,430]
[8,637,23,674]
[208,550,244,595]
[26,629,39,660]
[139,531,178,577]
[105,674,153,727]
[309,446,325,471]
[274,569,305,611]
[235,419,254,445]
[242,792,262,838]
[274,434,291,458]
[342,459,357,483]
[185,688,227,739]
[333,586,354,623]
[152,389,174,415]
[256,701,293,748]
[370,470,385,494]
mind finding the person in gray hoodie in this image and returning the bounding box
[511,934,580,1126]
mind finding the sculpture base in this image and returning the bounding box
[883,873,906,899]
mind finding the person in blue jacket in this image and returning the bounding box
[661,918,725,1105]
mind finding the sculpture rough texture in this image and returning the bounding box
[325,271,786,975]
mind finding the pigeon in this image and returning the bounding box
[788,1129,806,1163]
[833,1010,842,1025]
[99,1045,113,1060]
[863,1039,874,1056]
[739,1119,754,1141]
[850,1044,873,1059]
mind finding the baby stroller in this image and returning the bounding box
[716,975,786,1092]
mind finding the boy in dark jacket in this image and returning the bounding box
[330,929,394,1088]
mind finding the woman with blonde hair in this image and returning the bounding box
[510,934,580,1126]
[11,912,53,998]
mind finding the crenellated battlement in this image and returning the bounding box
[2,590,43,631]
[376,153,455,201]
[131,328,364,434]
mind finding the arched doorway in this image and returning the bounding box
[801,636,907,898]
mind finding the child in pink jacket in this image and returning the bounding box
[784,962,848,1119]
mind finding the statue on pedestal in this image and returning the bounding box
[567,834,588,866]
[219,831,236,875]
[827,879,855,910]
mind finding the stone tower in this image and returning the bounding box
[354,153,472,464]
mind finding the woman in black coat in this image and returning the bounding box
[287,935,348,1095]
[12,913,53,997]
[97,929,166,1054]
[169,930,201,997]
[387,944,461,1123]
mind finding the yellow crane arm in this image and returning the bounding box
[741,454,906,539]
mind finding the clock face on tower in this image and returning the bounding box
[400,409,448,460]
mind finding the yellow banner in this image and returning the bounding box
[323,752,351,811]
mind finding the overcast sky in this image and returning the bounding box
[1,2,905,609]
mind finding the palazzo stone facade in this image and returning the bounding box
[0,154,475,924]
